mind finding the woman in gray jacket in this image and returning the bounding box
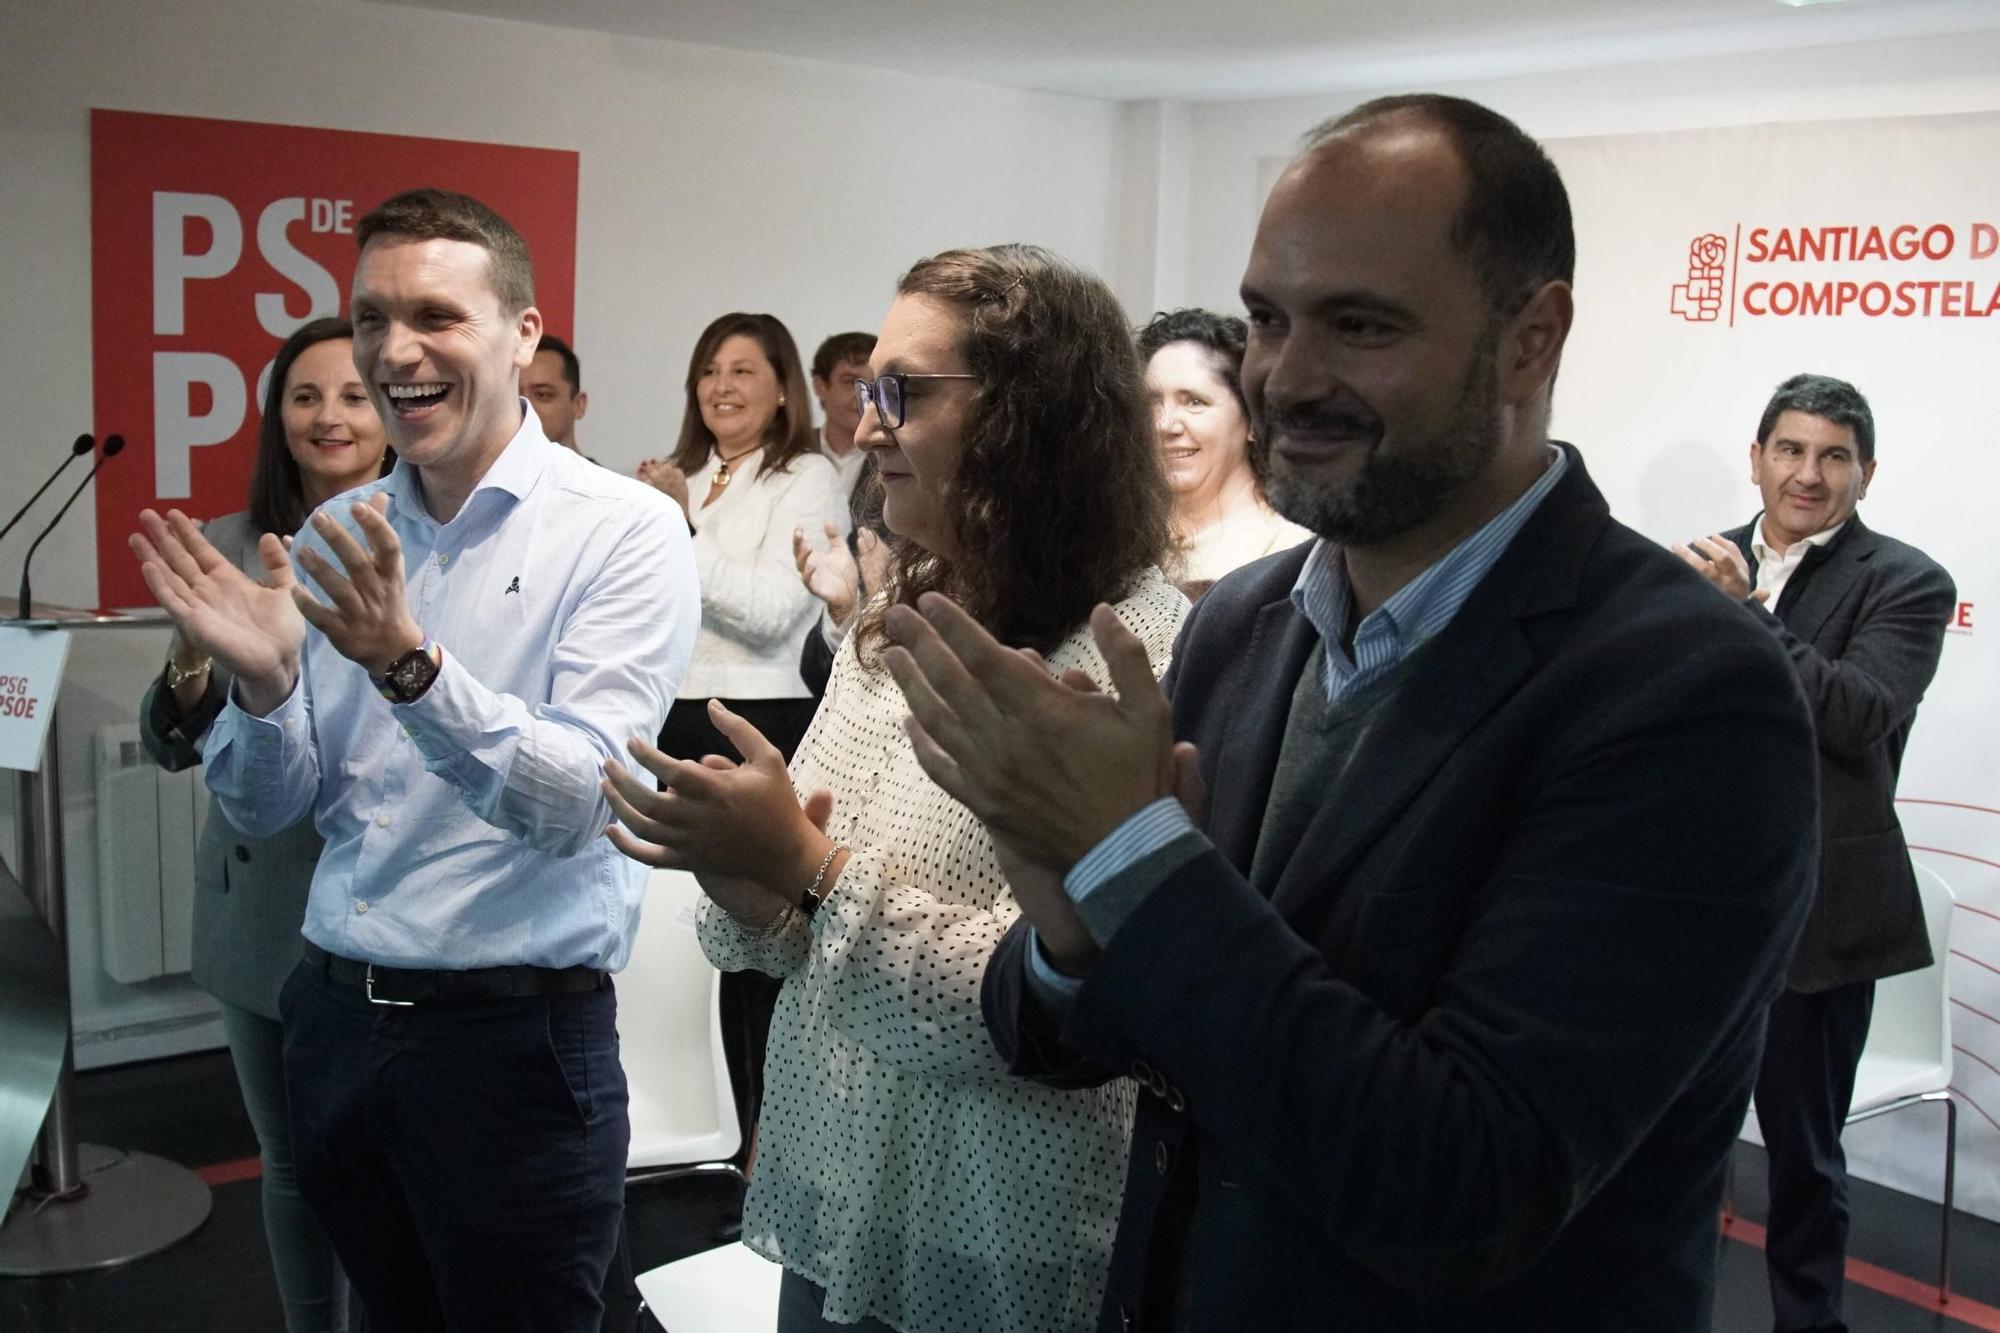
[139,316,388,1333]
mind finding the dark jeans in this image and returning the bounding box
[1754,981,1876,1333]
[279,960,630,1333]
[659,695,818,1147]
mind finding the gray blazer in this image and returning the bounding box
[1729,513,1956,992]
[138,511,320,1019]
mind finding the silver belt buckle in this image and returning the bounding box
[365,963,416,1006]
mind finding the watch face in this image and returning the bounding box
[390,647,437,699]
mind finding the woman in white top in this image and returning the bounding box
[639,311,848,764]
[637,312,848,1149]
[1137,308,1310,598]
[603,245,1188,1333]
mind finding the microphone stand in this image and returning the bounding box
[14,436,123,622]
[0,435,94,546]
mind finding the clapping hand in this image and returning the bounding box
[793,523,863,623]
[880,595,1198,976]
[602,700,847,928]
[287,496,426,678]
[1670,535,1768,603]
[131,509,306,715]
[637,458,691,516]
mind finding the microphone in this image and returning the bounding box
[0,434,94,545]
[14,434,124,622]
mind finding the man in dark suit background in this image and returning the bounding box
[1675,374,1955,1333]
[880,95,1821,1329]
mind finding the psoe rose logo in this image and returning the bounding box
[1670,233,1729,322]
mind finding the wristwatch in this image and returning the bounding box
[372,638,441,704]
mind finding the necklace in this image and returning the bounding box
[710,444,762,490]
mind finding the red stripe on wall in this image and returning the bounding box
[1911,845,2000,874]
[1899,800,2000,819]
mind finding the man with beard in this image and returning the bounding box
[880,95,1820,1329]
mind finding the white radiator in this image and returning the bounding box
[94,726,205,983]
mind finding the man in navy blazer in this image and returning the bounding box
[1676,374,1955,1333]
[880,96,1820,1329]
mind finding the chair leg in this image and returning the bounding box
[1939,1096,1957,1304]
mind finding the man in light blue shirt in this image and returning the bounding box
[132,188,697,1332]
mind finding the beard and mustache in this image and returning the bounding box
[1260,326,1502,546]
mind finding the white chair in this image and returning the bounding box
[635,1241,783,1332]
[1842,863,1957,1299]
[618,868,744,1187]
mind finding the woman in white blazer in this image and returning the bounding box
[636,311,848,1148]
[639,312,848,765]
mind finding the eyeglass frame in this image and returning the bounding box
[853,372,977,430]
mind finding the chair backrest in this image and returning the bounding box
[617,868,741,1169]
[1861,862,1957,1080]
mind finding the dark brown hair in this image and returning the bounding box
[1304,94,1573,317]
[812,331,878,382]
[856,244,1171,658]
[355,188,536,315]
[1135,306,1269,490]
[248,318,392,536]
[670,313,818,479]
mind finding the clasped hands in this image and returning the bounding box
[130,496,424,716]
[879,594,1202,977]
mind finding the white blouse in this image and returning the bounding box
[1178,502,1312,590]
[682,447,850,700]
[698,567,1190,1333]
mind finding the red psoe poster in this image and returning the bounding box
[90,109,578,608]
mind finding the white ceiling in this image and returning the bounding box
[383,0,2000,101]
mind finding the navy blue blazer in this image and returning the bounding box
[984,447,1819,1331]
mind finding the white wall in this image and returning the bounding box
[0,0,1131,1060]
[1159,29,2000,318]
[0,0,1132,614]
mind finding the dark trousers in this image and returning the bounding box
[279,960,630,1333]
[659,695,817,1147]
[1753,981,1876,1333]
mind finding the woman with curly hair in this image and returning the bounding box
[603,245,1186,1332]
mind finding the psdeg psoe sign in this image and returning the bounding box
[90,109,578,608]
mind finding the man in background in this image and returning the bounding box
[523,332,590,457]
[1676,372,1955,1333]
[810,331,875,518]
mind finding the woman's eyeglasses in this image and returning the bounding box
[853,373,976,429]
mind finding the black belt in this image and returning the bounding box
[301,941,607,1007]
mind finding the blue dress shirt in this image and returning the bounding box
[1029,445,1571,998]
[204,404,700,972]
